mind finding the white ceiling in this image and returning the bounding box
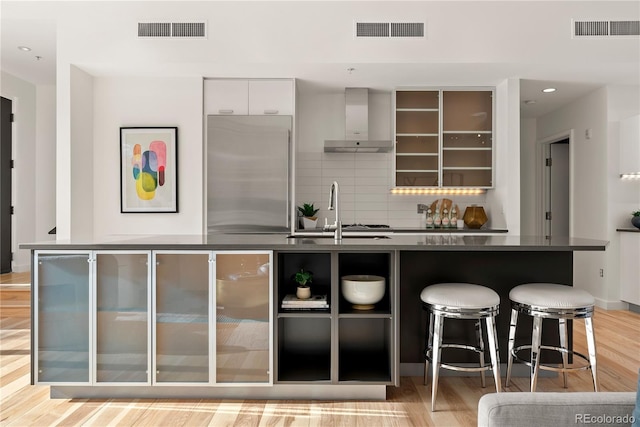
[1,1,638,118]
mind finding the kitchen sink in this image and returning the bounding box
[286,234,390,239]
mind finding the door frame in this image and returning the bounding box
[1,96,14,273]
[535,129,574,238]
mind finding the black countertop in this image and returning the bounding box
[302,227,509,234]
[20,233,608,251]
[616,228,640,233]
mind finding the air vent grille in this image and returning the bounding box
[356,22,425,38]
[391,22,424,37]
[138,22,171,37]
[138,22,207,38]
[611,20,640,36]
[573,20,640,37]
[356,22,389,37]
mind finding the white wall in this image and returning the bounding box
[1,71,36,272]
[92,76,203,237]
[70,65,94,240]
[520,117,537,236]
[35,85,56,241]
[607,85,640,305]
[487,78,520,234]
[536,87,612,306]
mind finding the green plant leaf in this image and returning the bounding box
[297,203,319,217]
[293,268,313,286]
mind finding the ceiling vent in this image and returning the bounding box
[138,22,207,38]
[355,22,425,38]
[573,20,640,37]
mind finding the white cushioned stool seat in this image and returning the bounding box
[421,282,501,411]
[506,282,598,393]
[509,283,595,309]
[421,283,500,309]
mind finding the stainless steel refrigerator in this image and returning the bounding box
[207,115,291,233]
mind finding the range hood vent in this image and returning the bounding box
[324,88,393,153]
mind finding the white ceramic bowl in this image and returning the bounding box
[341,275,386,307]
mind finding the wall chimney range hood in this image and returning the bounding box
[324,88,393,153]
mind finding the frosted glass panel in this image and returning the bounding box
[216,253,270,383]
[37,253,90,383]
[96,253,149,383]
[155,253,209,383]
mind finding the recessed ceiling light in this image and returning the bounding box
[542,87,557,93]
[17,46,32,52]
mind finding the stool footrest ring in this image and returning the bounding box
[511,344,593,372]
[426,343,496,373]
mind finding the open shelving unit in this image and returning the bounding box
[275,250,396,385]
[276,252,332,382]
[337,252,392,383]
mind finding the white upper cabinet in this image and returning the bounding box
[204,79,294,116]
[204,79,249,115]
[249,80,294,115]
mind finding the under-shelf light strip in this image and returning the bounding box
[390,188,486,195]
[620,172,640,180]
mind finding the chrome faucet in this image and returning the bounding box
[325,181,342,241]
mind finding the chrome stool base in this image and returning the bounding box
[505,284,598,392]
[421,283,501,412]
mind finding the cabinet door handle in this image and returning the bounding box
[218,109,234,114]
[263,109,279,115]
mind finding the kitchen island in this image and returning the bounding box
[22,233,607,400]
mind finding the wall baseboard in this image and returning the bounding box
[595,298,629,311]
[10,264,30,273]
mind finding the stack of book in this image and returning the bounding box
[281,294,329,310]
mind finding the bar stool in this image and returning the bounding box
[505,283,598,392]
[421,283,501,411]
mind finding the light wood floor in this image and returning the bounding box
[1,273,639,426]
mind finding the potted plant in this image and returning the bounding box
[632,210,640,229]
[293,268,313,299]
[298,203,319,229]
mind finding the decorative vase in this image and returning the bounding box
[302,217,318,230]
[463,205,488,229]
[296,286,311,299]
[632,216,640,229]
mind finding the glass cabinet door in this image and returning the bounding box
[36,252,91,383]
[442,90,493,187]
[215,252,271,383]
[95,252,150,383]
[395,90,440,187]
[154,252,210,383]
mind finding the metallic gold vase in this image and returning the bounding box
[463,206,488,229]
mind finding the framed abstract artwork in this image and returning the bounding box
[120,127,178,213]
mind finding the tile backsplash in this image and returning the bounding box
[295,151,490,229]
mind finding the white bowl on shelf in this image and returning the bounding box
[341,275,386,310]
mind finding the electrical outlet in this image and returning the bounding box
[599,268,604,278]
